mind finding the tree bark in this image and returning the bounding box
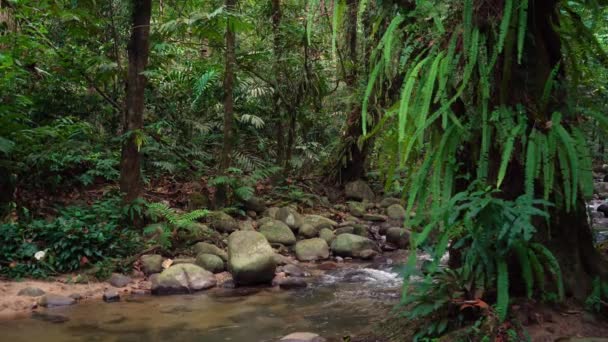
[215,0,237,207]
[120,0,151,205]
[271,0,285,166]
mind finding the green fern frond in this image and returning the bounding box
[496,258,510,321]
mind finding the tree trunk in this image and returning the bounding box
[215,0,237,207]
[271,0,285,166]
[120,0,151,205]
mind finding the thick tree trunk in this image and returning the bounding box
[216,0,237,207]
[120,0,151,204]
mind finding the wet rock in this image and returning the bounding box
[380,197,402,208]
[103,289,120,303]
[109,273,132,288]
[31,312,69,324]
[208,211,239,233]
[331,233,376,258]
[263,207,280,219]
[278,277,308,289]
[386,204,406,220]
[298,223,319,238]
[345,180,375,201]
[141,254,164,275]
[273,253,294,266]
[300,215,338,230]
[39,294,76,307]
[318,228,336,244]
[295,238,330,261]
[359,249,378,260]
[193,242,228,261]
[347,201,366,217]
[260,220,297,245]
[595,182,608,195]
[17,287,45,297]
[282,264,307,277]
[318,262,338,270]
[228,230,276,285]
[362,213,387,222]
[598,203,608,218]
[69,293,82,301]
[151,264,216,295]
[335,226,355,235]
[280,332,326,342]
[242,196,267,213]
[386,227,410,249]
[276,207,303,230]
[195,253,225,273]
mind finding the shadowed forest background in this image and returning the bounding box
[2,0,608,340]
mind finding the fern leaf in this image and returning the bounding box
[498,0,513,54]
[517,0,528,63]
[496,258,510,321]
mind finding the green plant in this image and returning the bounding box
[145,202,210,249]
[585,277,608,314]
[209,165,281,204]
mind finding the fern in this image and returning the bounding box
[496,258,509,321]
[531,243,565,300]
[517,0,528,63]
[497,0,513,54]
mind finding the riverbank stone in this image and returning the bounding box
[17,287,45,297]
[386,227,410,249]
[331,233,376,258]
[298,223,318,238]
[345,180,375,201]
[109,273,132,288]
[196,253,225,273]
[141,254,164,275]
[151,263,216,295]
[318,228,335,244]
[208,211,239,233]
[386,204,406,220]
[193,242,228,261]
[228,230,276,285]
[280,332,326,342]
[295,238,330,261]
[39,294,76,307]
[260,220,297,245]
[300,215,337,230]
[276,207,303,229]
[103,289,120,302]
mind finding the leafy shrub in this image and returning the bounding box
[0,196,142,278]
[144,202,211,249]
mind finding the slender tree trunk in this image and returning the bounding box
[120,0,151,206]
[216,0,237,207]
[271,0,287,167]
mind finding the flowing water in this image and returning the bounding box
[0,266,402,342]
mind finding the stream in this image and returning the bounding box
[0,264,403,342]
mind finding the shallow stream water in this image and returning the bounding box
[0,267,402,342]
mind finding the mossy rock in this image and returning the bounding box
[195,253,225,273]
[228,231,276,285]
[260,220,297,245]
[295,238,330,261]
[193,242,228,261]
[330,233,376,258]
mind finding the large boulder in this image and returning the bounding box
[260,220,297,245]
[151,263,216,295]
[208,211,239,233]
[330,233,376,258]
[345,180,375,201]
[300,215,338,230]
[196,253,225,273]
[386,227,410,249]
[228,231,277,285]
[193,242,228,261]
[386,204,406,220]
[295,238,330,261]
[276,207,303,230]
[141,254,164,275]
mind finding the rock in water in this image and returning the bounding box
[295,238,330,261]
[39,294,76,307]
[208,211,239,233]
[386,204,406,220]
[277,277,308,289]
[109,273,132,288]
[345,180,375,201]
[276,207,303,229]
[103,289,120,302]
[598,203,608,218]
[280,332,326,342]
[141,254,164,275]
[17,287,45,297]
[195,253,225,273]
[193,242,228,261]
[228,231,276,285]
[331,233,376,258]
[151,264,216,295]
[259,220,297,245]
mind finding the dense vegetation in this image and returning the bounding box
[1,0,608,339]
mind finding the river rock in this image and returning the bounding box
[318,228,335,244]
[282,264,307,277]
[598,203,608,217]
[260,220,296,245]
[335,226,354,235]
[238,219,256,231]
[386,204,406,220]
[280,332,326,342]
[595,182,608,195]
[363,213,387,222]
[109,273,132,288]
[380,197,402,208]
[276,207,303,229]
[347,201,366,217]
[18,287,45,297]
[196,253,225,273]
[242,196,266,213]
[263,207,280,219]
[151,264,216,295]
[278,277,308,289]
[295,238,330,261]
[257,216,274,227]
[228,231,276,285]
[345,180,375,201]
[331,233,376,258]
[300,215,337,230]
[103,289,120,302]
[298,223,319,238]
[359,249,377,260]
[193,242,228,261]
[208,211,239,233]
[141,254,164,275]
[352,224,368,236]
[39,294,76,307]
[274,253,294,266]
[386,227,410,249]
